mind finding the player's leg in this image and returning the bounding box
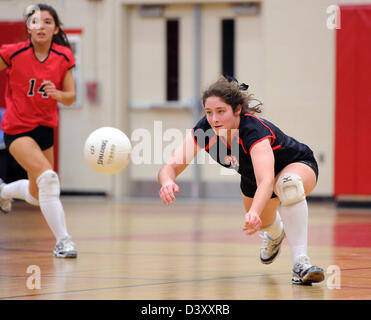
[274,162,324,285]
[37,145,76,258]
[7,136,77,258]
[0,178,38,212]
[0,135,42,211]
[0,170,39,210]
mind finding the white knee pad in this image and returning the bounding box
[275,173,305,206]
[36,170,60,199]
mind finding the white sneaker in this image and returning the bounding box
[260,230,285,264]
[292,255,325,285]
[0,179,12,213]
[53,236,77,258]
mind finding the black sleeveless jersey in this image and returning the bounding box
[192,113,315,183]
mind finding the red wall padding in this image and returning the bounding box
[335,5,371,195]
[0,22,27,108]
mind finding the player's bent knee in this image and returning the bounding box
[36,169,60,198]
[275,173,305,206]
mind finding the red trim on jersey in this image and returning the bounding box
[205,135,217,151]
[272,145,282,151]
[238,137,248,154]
[244,113,276,146]
[219,129,239,150]
[191,129,202,149]
[219,136,229,149]
[249,136,273,154]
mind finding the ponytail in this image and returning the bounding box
[53,29,71,49]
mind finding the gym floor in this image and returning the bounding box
[0,197,370,300]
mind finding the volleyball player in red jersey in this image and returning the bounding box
[158,76,325,285]
[0,4,77,258]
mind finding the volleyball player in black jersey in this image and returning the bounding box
[158,76,324,285]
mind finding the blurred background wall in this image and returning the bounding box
[0,0,369,201]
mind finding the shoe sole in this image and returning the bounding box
[260,246,281,264]
[53,252,78,259]
[292,267,325,285]
[260,232,285,265]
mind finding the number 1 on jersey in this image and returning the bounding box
[27,79,36,96]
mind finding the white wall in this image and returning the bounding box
[262,0,334,196]
[1,0,366,197]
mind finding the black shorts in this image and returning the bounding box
[4,126,54,151]
[240,156,319,198]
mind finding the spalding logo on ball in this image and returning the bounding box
[84,127,132,174]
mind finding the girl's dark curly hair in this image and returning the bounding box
[202,75,263,115]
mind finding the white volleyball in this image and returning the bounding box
[84,127,132,175]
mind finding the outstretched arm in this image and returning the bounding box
[158,131,201,205]
[243,138,275,235]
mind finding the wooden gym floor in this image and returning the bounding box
[0,197,370,300]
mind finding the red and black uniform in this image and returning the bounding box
[192,113,318,198]
[0,40,75,149]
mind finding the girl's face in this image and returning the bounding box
[204,96,241,136]
[28,10,59,45]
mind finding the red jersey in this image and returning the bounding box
[0,40,75,134]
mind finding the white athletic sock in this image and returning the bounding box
[260,211,283,240]
[39,198,69,242]
[37,171,69,242]
[1,179,39,206]
[278,199,308,265]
